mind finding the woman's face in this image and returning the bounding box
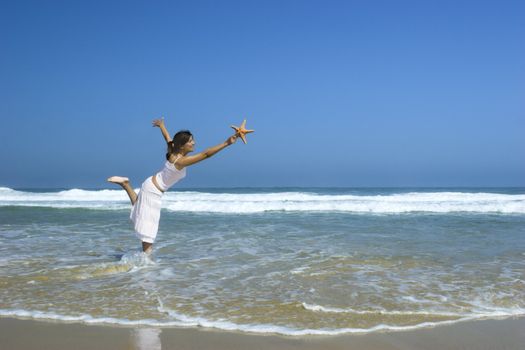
[181,136,195,153]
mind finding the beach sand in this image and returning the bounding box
[1,316,524,350]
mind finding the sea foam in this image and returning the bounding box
[1,187,523,214]
[2,305,524,336]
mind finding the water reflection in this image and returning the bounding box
[133,328,162,350]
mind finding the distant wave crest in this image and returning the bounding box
[0,187,524,214]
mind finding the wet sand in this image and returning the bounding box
[1,316,524,350]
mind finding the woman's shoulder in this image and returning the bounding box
[167,154,185,171]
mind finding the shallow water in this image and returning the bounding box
[1,187,524,335]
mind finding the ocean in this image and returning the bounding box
[0,186,524,335]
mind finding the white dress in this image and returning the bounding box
[130,161,186,243]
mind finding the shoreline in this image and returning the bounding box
[1,316,524,350]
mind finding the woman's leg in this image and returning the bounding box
[108,176,151,253]
[142,241,153,254]
[107,176,138,205]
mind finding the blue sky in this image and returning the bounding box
[1,0,524,188]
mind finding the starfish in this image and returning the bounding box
[231,119,254,144]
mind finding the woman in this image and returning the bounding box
[108,118,238,253]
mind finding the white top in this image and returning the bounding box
[154,160,186,191]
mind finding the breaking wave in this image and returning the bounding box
[0,187,524,214]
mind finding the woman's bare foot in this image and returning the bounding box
[107,176,129,184]
[107,176,137,204]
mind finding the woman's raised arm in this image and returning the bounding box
[176,134,238,168]
[152,117,172,143]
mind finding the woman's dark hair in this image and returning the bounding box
[167,130,193,160]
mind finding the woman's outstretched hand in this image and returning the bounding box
[152,117,172,143]
[152,117,165,128]
[226,134,238,145]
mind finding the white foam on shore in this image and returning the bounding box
[301,303,525,318]
[1,187,524,214]
[1,305,524,336]
[301,303,469,317]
